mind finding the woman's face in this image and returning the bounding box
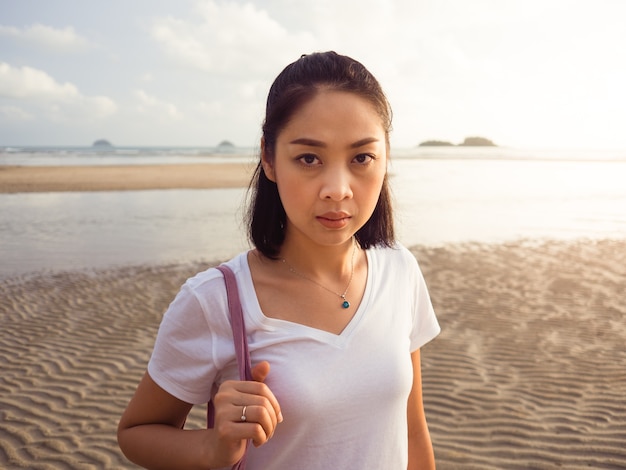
[263,90,388,249]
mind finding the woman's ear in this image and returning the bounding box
[261,138,276,182]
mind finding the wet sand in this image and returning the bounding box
[0,163,253,193]
[1,239,625,468]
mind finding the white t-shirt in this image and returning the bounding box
[148,244,440,470]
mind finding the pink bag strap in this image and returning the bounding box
[212,264,252,470]
[216,264,253,382]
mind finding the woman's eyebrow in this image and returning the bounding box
[288,137,380,148]
[350,137,380,148]
[289,137,325,147]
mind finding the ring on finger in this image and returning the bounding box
[240,405,248,422]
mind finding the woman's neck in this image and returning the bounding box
[278,235,357,279]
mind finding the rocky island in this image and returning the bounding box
[215,140,236,153]
[419,136,496,147]
[92,139,113,148]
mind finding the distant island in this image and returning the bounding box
[92,139,113,148]
[216,140,236,153]
[418,140,455,147]
[419,136,497,147]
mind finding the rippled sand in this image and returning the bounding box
[414,239,626,469]
[1,239,625,469]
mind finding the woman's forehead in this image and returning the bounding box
[278,90,386,141]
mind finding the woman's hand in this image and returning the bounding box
[211,362,283,456]
[118,362,282,469]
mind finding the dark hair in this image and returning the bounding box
[246,51,395,258]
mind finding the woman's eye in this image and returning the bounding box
[297,153,320,165]
[353,153,375,164]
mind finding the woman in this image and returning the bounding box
[118,51,440,469]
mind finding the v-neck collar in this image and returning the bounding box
[237,249,375,348]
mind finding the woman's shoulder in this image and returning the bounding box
[161,251,251,329]
[184,251,249,292]
[369,242,417,266]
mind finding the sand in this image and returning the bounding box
[413,240,626,469]
[1,239,625,469]
[0,163,254,193]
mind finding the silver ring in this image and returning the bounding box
[240,405,247,422]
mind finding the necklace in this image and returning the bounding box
[282,241,357,309]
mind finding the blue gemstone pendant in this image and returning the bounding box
[342,300,350,309]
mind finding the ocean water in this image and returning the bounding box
[1,146,626,278]
[0,145,254,166]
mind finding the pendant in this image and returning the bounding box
[342,300,350,309]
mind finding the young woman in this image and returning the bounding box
[118,51,440,470]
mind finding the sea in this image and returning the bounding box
[1,145,626,279]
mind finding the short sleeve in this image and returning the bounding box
[147,271,234,404]
[406,249,440,351]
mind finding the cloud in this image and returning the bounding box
[139,72,154,83]
[0,62,80,99]
[135,89,183,120]
[0,62,116,120]
[150,0,315,76]
[0,23,90,53]
[0,105,33,121]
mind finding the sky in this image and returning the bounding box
[1,0,625,149]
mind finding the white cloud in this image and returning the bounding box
[135,89,183,120]
[0,105,32,121]
[0,23,90,53]
[0,62,116,120]
[0,62,80,99]
[150,0,315,76]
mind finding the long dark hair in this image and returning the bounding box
[247,51,395,258]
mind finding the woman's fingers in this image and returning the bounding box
[232,379,283,425]
[232,385,280,444]
[214,379,282,447]
[233,408,274,446]
[250,361,283,423]
[232,403,277,445]
[251,361,271,382]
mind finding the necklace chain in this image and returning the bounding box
[282,241,356,309]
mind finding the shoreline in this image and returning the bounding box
[1,238,625,468]
[0,162,254,193]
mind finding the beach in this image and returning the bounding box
[0,163,254,193]
[1,163,625,469]
[414,240,626,469]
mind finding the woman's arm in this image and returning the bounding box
[118,363,281,470]
[407,349,436,470]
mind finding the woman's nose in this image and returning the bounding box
[319,167,353,201]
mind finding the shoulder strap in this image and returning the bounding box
[216,264,253,382]
[206,265,252,425]
[214,264,252,470]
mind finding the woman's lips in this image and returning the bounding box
[316,212,351,229]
